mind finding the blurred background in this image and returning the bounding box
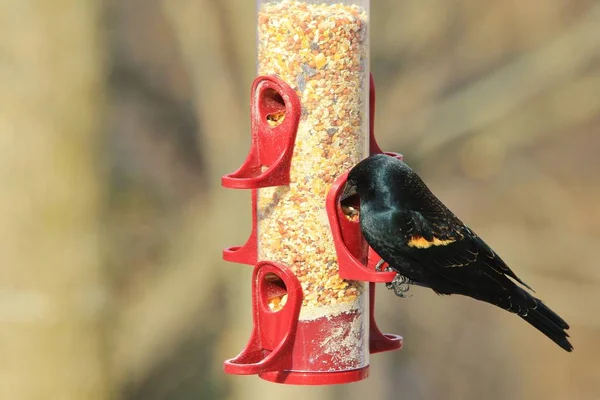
[1,0,599,399]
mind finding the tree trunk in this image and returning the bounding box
[0,1,110,399]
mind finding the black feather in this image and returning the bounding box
[521,300,572,352]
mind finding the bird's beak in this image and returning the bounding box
[340,181,357,202]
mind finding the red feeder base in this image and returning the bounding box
[259,366,369,385]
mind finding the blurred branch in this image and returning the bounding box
[478,67,600,152]
[386,3,600,157]
[160,0,252,181]
[109,191,255,392]
[109,202,225,384]
[109,0,257,393]
[109,0,251,386]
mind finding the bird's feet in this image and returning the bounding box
[386,274,413,298]
[374,260,414,298]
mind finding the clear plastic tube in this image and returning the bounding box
[256,0,370,372]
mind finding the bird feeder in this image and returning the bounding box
[221,0,403,385]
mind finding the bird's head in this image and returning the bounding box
[342,154,410,204]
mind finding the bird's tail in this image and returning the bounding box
[520,298,573,352]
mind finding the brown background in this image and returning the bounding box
[0,0,598,399]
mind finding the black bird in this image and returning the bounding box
[342,154,573,352]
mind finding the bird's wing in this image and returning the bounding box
[394,208,534,293]
[386,169,535,292]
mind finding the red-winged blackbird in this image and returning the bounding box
[342,154,573,352]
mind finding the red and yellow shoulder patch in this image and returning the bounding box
[407,236,455,249]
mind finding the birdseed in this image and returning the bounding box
[256,0,369,311]
[268,293,288,311]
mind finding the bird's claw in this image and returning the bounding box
[374,260,413,297]
[386,274,413,298]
